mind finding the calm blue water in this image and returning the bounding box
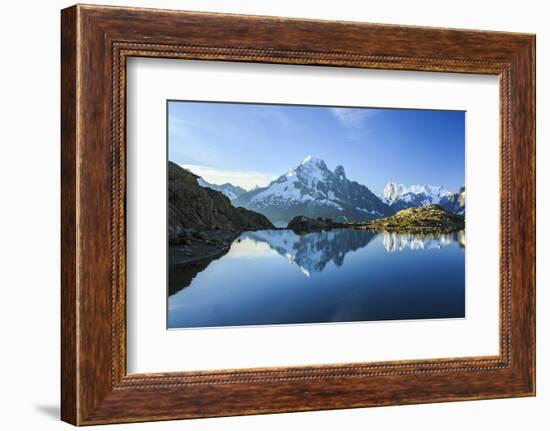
[168,229,465,329]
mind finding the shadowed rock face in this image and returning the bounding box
[168,161,274,244]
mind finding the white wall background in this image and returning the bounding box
[0,1,546,429]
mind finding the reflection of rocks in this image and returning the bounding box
[287,216,344,232]
[244,229,376,276]
[169,247,229,296]
[382,230,465,252]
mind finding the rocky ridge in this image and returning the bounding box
[168,161,274,263]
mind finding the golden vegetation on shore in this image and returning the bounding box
[347,205,465,233]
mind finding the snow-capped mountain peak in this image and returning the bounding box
[234,157,392,225]
[283,156,331,186]
[383,182,452,206]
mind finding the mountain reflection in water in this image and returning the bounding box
[381,230,465,252]
[168,228,465,328]
[243,229,377,276]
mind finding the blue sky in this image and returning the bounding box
[168,101,465,195]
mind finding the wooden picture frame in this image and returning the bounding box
[61,4,535,425]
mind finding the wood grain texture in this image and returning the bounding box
[60,4,536,425]
[60,5,78,425]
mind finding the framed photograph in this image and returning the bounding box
[165,102,467,329]
[61,4,536,425]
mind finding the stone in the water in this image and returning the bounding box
[287,216,329,232]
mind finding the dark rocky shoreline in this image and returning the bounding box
[170,229,236,262]
[170,227,275,266]
[171,205,464,268]
[168,160,276,266]
[168,227,286,295]
[169,229,241,296]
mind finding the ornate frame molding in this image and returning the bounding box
[61,5,535,425]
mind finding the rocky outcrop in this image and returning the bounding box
[168,161,274,245]
[349,205,464,234]
[288,216,327,232]
[287,216,344,232]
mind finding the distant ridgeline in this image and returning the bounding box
[181,156,465,227]
[383,182,465,216]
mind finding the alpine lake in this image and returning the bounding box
[168,228,465,329]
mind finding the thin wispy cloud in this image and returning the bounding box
[328,107,378,141]
[329,107,374,129]
[254,106,291,131]
[180,164,277,191]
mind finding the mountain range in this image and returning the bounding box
[383,182,465,215]
[196,177,246,200]
[184,156,465,225]
[439,186,466,215]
